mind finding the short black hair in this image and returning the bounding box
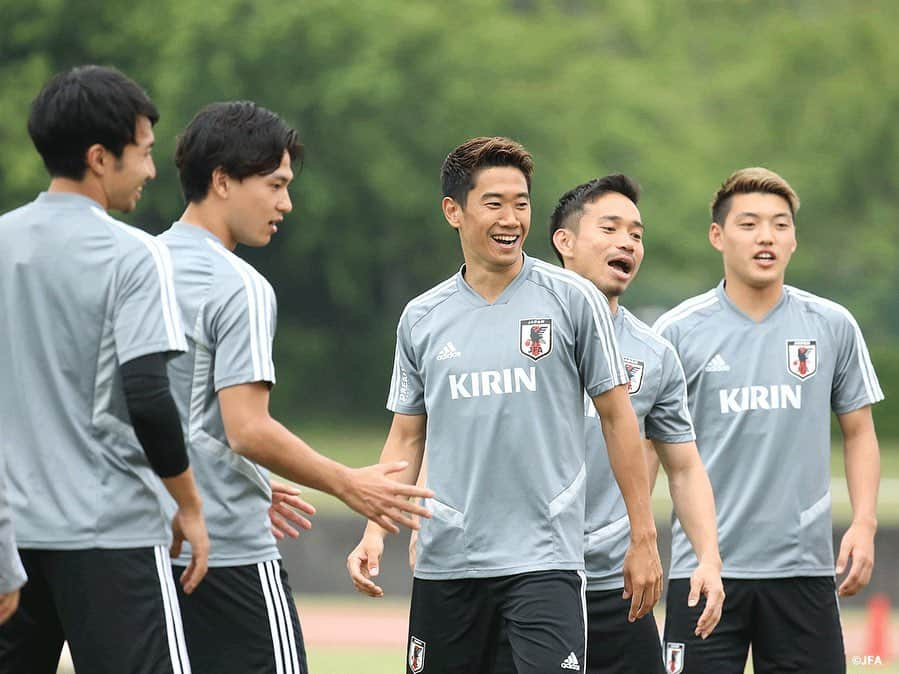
[441,137,533,207]
[175,101,303,204]
[548,173,640,264]
[27,65,159,180]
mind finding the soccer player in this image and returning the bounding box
[347,138,662,674]
[653,168,884,673]
[0,65,208,673]
[537,174,724,673]
[160,101,434,674]
[0,469,25,626]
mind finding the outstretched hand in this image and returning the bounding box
[343,461,433,534]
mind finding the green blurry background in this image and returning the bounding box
[2,0,897,436]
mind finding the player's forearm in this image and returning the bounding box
[161,468,203,513]
[843,428,880,529]
[604,416,656,540]
[667,460,721,566]
[645,440,662,492]
[228,416,355,498]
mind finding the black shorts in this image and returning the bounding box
[172,559,307,674]
[0,546,190,674]
[663,576,845,674]
[491,588,663,674]
[408,570,587,674]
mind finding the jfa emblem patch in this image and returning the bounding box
[408,636,426,673]
[665,642,685,673]
[623,357,645,395]
[520,318,553,361]
[787,339,817,380]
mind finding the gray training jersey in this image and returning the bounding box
[160,222,278,567]
[0,192,187,548]
[584,306,694,591]
[654,282,884,579]
[392,254,629,580]
[0,463,26,593]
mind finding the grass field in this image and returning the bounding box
[292,422,899,526]
[304,648,894,674]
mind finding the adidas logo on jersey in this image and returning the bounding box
[704,354,730,372]
[561,651,580,670]
[448,367,536,400]
[719,384,802,414]
[436,342,461,361]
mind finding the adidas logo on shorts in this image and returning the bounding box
[560,651,580,670]
[436,341,461,360]
[704,353,730,372]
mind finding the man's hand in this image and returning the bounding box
[269,480,315,540]
[0,590,20,625]
[836,519,876,597]
[170,504,209,594]
[688,559,724,638]
[341,461,433,534]
[347,531,386,598]
[621,531,663,622]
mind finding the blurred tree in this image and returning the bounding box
[1,0,895,429]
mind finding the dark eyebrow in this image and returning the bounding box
[734,211,791,220]
[269,170,293,183]
[481,192,530,200]
[597,215,644,229]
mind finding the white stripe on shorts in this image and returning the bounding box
[578,569,588,673]
[267,560,301,672]
[154,545,191,674]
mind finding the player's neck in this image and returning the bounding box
[722,276,784,321]
[180,203,236,250]
[606,295,619,315]
[47,177,109,210]
[462,255,524,304]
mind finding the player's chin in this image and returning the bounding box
[244,233,273,248]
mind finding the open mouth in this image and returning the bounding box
[754,251,776,264]
[491,234,520,248]
[608,257,633,276]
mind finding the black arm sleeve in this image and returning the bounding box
[120,352,190,478]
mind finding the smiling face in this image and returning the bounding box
[710,191,797,291]
[223,150,294,248]
[443,165,531,275]
[103,115,156,213]
[554,192,644,306]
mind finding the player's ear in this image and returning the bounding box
[552,227,575,261]
[84,144,108,177]
[210,167,230,199]
[709,222,724,252]
[442,196,462,231]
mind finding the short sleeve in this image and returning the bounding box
[570,280,629,397]
[645,346,696,443]
[211,278,277,391]
[830,310,884,414]
[115,238,187,364]
[652,316,678,349]
[386,311,425,414]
